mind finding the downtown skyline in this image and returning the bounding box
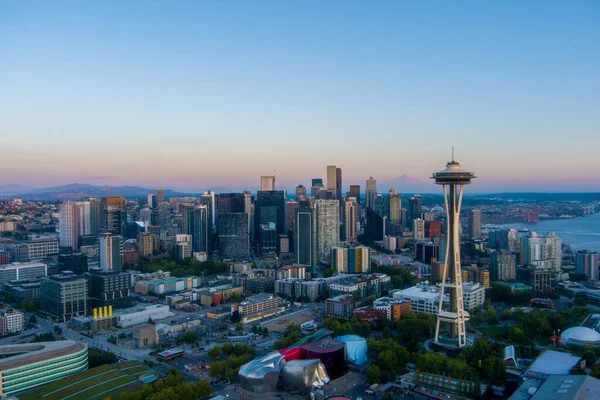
[2,2,599,192]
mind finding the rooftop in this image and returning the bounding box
[527,350,581,377]
[0,340,87,372]
[531,375,600,400]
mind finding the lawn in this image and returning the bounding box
[64,375,137,400]
[477,326,507,337]
[18,360,154,400]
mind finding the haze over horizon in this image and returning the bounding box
[2,2,599,192]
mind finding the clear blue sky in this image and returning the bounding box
[1,1,599,192]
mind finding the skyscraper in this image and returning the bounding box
[59,201,77,250]
[326,165,337,199]
[99,233,122,272]
[218,193,245,214]
[255,190,286,240]
[295,185,307,201]
[147,194,157,209]
[295,201,315,266]
[413,218,425,241]
[315,200,340,264]
[336,167,343,201]
[260,175,275,191]
[344,198,356,240]
[520,232,562,271]
[286,200,299,236]
[244,190,252,235]
[348,185,360,199]
[156,189,165,203]
[192,205,210,253]
[365,177,377,210]
[576,251,599,280]
[218,213,250,260]
[388,189,402,236]
[103,197,126,235]
[432,154,476,348]
[409,197,422,224]
[200,190,216,232]
[311,178,324,198]
[468,209,482,239]
[490,250,516,281]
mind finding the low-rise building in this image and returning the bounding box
[132,323,158,349]
[116,304,174,328]
[40,272,88,321]
[238,294,284,324]
[325,294,355,320]
[0,262,48,288]
[0,340,88,397]
[373,297,412,321]
[0,309,24,335]
[23,237,59,261]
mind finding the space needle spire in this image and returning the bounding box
[431,151,476,348]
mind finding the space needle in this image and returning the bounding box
[432,149,476,348]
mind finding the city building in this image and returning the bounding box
[86,268,132,309]
[59,201,77,250]
[315,200,340,264]
[521,232,562,271]
[468,209,481,239]
[23,237,59,261]
[490,250,517,281]
[5,280,41,303]
[529,266,553,296]
[326,294,355,320]
[260,175,276,191]
[0,262,47,288]
[393,284,441,315]
[372,297,412,322]
[462,282,486,310]
[58,253,88,275]
[348,185,360,199]
[576,250,599,280]
[365,177,377,211]
[331,246,371,273]
[413,218,425,240]
[138,232,154,257]
[99,233,123,272]
[148,193,157,208]
[295,201,315,266]
[295,185,307,201]
[409,197,422,224]
[132,323,158,349]
[0,309,24,335]
[218,213,250,260]
[415,241,439,264]
[117,304,173,328]
[237,294,284,324]
[344,198,357,240]
[156,189,165,203]
[255,190,286,243]
[40,272,88,321]
[0,340,88,397]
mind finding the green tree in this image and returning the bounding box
[29,314,37,324]
[366,364,381,384]
[509,327,527,343]
[235,323,243,331]
[222,342,234,355]
[208,347,221,359]
[323,267,335,278]
[501,309,511,321]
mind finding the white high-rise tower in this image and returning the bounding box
[432,152,476,348]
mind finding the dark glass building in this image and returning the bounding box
[295,201,315,266]
[86,267,132,309]
[58,253,89,275]
[218,213,250,260]
[255,190,286,244]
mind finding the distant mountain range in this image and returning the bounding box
[1,182,599,202]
